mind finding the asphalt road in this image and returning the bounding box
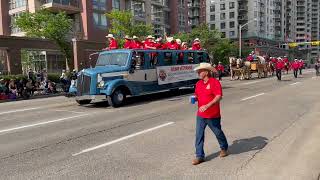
[0,69,319,180]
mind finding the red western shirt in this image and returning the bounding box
[124,40,132,49]
[217,65,225,71]
[195,78,223,119]
[246,55,254,61]
[166,42,179,50]
[131,41,143,49]
[155,42,164,49]
[292,62,300,70]
[144,40,156,50]
[109,39,118,49]
[192,43,201,50]
[283,58,289,63]
[299,61,304,68]
[271,58,278,64]
[275,61,284,70]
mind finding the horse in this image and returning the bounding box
[229,57,245,80]
[267,61,275,76]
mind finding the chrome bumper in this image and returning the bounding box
[76,95,107,102]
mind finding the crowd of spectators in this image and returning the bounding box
[0,69,58,101]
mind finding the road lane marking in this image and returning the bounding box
[241,93,265,101]
[0,114,89,134]
[290,82,301,86]
[0,107,43,115]
[53,109,84,114]
[72,122,175,156]
[312,77,316,79]
[243,81,263,85]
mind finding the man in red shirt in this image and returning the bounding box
[246,54,254,62]
[123,35,132,49]
[192,63,229,165]
[192,38,202,50]
[130,36,143,49]
[144,35,156,50]
[104,34,118,50]
[299,60,304,75]
[292,59,300,78]
[275,58,284,80]
[165,37,179,50]
[216,62,225,81]
[155,37,164,49]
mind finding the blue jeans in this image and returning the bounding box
[195,116,228,159]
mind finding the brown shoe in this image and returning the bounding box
[192,158,204,165]
[219,150,228,157]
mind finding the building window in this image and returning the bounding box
[229,2,235,9]
[210,15,215,21]
[220,3,226,10]
[229,12,235,19]
[221,22,226,29]
[230,21,235,28]
[93,12,108,27]
[210,5,215,12]
[93,0,106,11]
[112,0,120,10]
[220,13,226,20]
[9,0,27,10]
[210,24,215,30]
[10,12,24,34]
[221,32,226,38]
[229,31,235,37]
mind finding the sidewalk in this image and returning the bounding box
[0,93,65,103]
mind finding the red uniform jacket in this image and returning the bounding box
[216,65,225,72]
[192,43,201,50]
[108,39,118,49]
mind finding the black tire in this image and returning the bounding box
[76,99,92,105]
[107,89,126,108]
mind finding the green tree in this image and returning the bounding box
[106,10,153,46]
[174,24,237,65]
[15,10,73,70]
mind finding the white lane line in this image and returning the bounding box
[0,114,89,134]
[53,109,84,114]
[72,122,175,156]
[243,81,263,85]
[241,93,265,101]
[312,77,316,79]
[0,107,43,115]
[290,82,301,86]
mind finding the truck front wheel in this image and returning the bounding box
[107,89,126,108]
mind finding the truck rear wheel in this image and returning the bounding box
[107,89,126,108]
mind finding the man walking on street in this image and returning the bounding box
[192,63,229,165]
[216,62,225,81]
[275,58,284,81]
[292,59,300,78]
[315,59,320,76]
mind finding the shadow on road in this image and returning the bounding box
[206,136,268,161]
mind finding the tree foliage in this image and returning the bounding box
[106,10,153,39]
[15,10,73,69]
[174,24,238,65]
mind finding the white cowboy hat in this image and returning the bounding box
[167,37,174,42]
[194,63,215,72]
[147,35,155,39]
[124,35,132,40]
[194,38,200,42]
[132,35,138,39]
[218,61,222,64]
[155,37,162,42]
[176,39,182,45]
[106,34,114,39]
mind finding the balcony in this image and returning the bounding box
[238,15,248,21]
[239,6,248,11]
[40,0,81,14]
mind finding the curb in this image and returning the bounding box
[0,93,65,103]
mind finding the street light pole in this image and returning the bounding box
[239,18,257,58]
